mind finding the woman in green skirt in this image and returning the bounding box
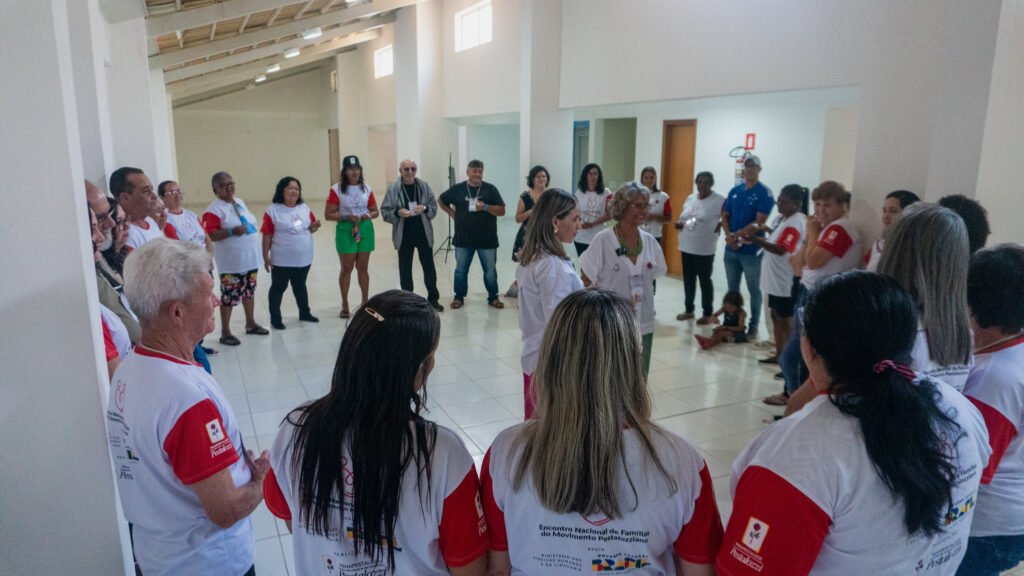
[325,155,379,318]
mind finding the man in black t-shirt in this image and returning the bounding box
[439,159,506,309]
[381,159,443,311]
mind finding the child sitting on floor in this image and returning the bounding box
[695,291,747,350]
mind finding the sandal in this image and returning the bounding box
[450,299,464,309]
[339,309,350,319]
[245,325,269,335]
[763,393,789,406]
[696,316,714,326]
[489,300,505,309]
[219,335,241,346]
[758,356,779,364]
[676,312,695,321]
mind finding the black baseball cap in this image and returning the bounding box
[343,155,361,168]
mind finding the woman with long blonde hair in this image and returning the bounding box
[515,188,583,419]
[483,288,723,575]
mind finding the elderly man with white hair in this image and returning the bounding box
[106,238,269,576]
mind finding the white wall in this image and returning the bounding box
[560,0,1002,230]
[174,66,336,204]
[575,89,856,213]
[1,1,132,573]
[357,24,396,128]
[598,117,636,190]
[975,0,1024,245]
[69,0,115,189]
[443,0,521,118]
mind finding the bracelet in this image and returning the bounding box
[228,228,233,237]
[483,203,488,211]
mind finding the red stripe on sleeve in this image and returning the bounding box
[162,398,240,485]
[663,198,672,218]
[715,466,831,576]
[480,449,508,551]
[438,467,489,567]
[260,212,275,235]
[201,212,222,234]
[163,224,179,240]
[968,397,1018,484]
[309,211,317,224]
[326,188,340,206]
[263,467,292,520]
[674,463,724,564]
[818,224,853,258]
[102,319,118,361]
[367,192,377,209]
[778,227,800,254]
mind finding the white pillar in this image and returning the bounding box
[336,51,369,182]
[105,17,159,175]
[974,0,1024,245]
[68,0,116,189]
[518,0,574,191]
[150,67,176,181]
[0,1,132,573]
[394,1,448,192]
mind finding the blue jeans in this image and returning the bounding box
[723,250,763,329]
[454,247,498,303]
[957,534,1024,575]
[780,284,808,395]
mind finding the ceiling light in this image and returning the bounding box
[302,27,322,40]
[255,75,267,83]
[284,47,301,59]
[267,64,280,73]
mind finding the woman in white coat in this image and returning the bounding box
[580,182,667,376]
[515,188,583,419]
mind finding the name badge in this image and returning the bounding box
[467,197,477,212]
[408,201,418,210]
[291,218,303,234]
[630,274,644,301]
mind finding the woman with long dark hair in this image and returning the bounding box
[485,288,723,575]
[515,188,582,419]
[504,165,549,298]
[264,291,488,575]
[261,176,322,329]
[573,163,613,256]
[716,272,990,575]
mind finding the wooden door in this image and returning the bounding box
[660,120,697,277]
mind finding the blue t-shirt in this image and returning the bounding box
[723,181,775,255]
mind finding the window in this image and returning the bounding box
[374,44,393,78]
[455,0,492,53]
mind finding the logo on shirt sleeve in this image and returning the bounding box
[206,419,226,444]
[742,517,769,552]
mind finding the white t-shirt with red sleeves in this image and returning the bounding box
[716,383,990,576]
[760,212,806,298]
[800,218,862,290]
[167,208,206,246]
[106,346,254,576]
[126,216,166,252]
[483,424,724,574]
[260,203,317,268]
[201,197,263,274]
[641,191,672,238]
[264,416,488,575]
[327,184,377,218]
[964,334,1024,537]
[911,327,972,393]
[99,303,130,358]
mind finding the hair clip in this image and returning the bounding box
[364,307,385,322]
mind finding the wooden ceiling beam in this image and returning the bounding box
[150,0,409,69]
[147,0,294,37]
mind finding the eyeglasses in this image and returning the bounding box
[164,189,182,195]
[402,167,417,172]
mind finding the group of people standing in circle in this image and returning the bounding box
[98,146,1024,575]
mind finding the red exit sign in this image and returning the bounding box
[745,133,756,150]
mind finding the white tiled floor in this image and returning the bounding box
[196,205,1014,574]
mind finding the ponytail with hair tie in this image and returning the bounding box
[871,360,916,382]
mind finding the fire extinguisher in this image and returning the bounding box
[730,146,748,187]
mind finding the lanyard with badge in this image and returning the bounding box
[401,183,419,211]
[466,183,481,212]
[615,231,646,309]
